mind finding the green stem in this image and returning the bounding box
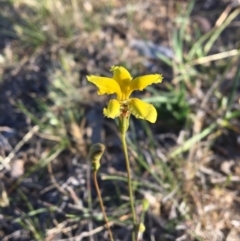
[93,171,114,241]
[120,132,137,240]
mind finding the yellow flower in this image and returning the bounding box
[87,66,163,123]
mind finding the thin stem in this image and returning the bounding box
[93,171,114,241]
[87,161,94,241]
[120,132,137,241]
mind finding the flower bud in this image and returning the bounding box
[89,143,105,172]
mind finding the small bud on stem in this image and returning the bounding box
[89,143,105,172]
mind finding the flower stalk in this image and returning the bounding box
[89,144,114,241]
[93,172,114,241]
[120,129,137,240]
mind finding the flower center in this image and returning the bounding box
[120,100,130,117]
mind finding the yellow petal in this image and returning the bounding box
[103,99,121,119]
[87,75,122,99]
[128,98,157,123]
[128,74,163,96]
[110,66,132,100]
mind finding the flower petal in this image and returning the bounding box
[87,75,122,99]
[110,66,132,99]
[111,66,132,83]
[128,74,163,96]
[129,98,157,123]
[103,99,121,119]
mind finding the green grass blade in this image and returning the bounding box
[169,123,217,157]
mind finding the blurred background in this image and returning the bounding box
[0,0,240,240]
